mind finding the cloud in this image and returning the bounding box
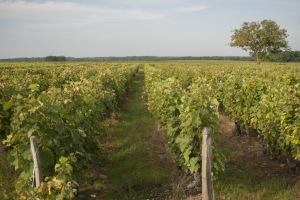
[179,6,207,12]
[0,0,166,28]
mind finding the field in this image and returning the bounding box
[0,61,299,199]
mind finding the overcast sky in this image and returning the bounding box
[0,0,299,58]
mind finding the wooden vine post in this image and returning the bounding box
[202,126,213,200]
[30,136,43,188]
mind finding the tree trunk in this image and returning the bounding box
[256,53,261,65]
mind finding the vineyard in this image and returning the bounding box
[144,61,299,174]
[0,61,299,199]
[0,62,139,199]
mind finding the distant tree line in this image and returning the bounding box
[268,51,300,62]
[1,53,299,62]
[45,56,66,62]
[0,56,66,62]
[66,56,254,62]
[0,56,253,62]
[0,57,45,62]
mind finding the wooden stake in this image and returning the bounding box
[202,126,213,200]
[30,136,43,188]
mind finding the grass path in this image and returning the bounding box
[102,69,174,199]
[76,69,179,199]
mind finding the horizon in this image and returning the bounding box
[1,55,254,59]
[1,0,300,59]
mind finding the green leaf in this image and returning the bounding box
[49,113,63,123]
[185,117,193,127]
[59,156,68,164]
[19,143,30,159]
[183,146,192,163]
[16,94,23,99]
[27,124,39,138]
[57,192,65,200]
[202,108,209,115]
[8,152,19,167]
[64,186,75,198]
[21,148,32,160]
[64,163,73,175]
[191,111,202,127]
[211,98,219,106]
[55,125,65,134]
[3,100,13,111]
[28,84,39,92]
[20,163,33,179]
[189,157,200,173]
[40,147,54,167]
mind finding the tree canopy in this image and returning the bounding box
[45,56,66,62]
[230,20,289,64]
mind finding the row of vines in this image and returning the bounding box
[144,61,299,177]
[144,65,225,176]
[0,62,139,199]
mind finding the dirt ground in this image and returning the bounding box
[145,112,300,199]
[218,113,299,182]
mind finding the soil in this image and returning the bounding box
[143,112,300,199]
[0,140,9,153]
[219,113,299,183]
[0,142,5,152]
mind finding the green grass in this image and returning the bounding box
[215,165,298,199]
[102,70,171,199]
[214,136,299,200]
[0,149,20,195]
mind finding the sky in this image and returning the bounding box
[0,0,299,58]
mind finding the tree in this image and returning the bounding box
[57,56,67,62]
[230,20,289,64]
[45,56,66,62]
